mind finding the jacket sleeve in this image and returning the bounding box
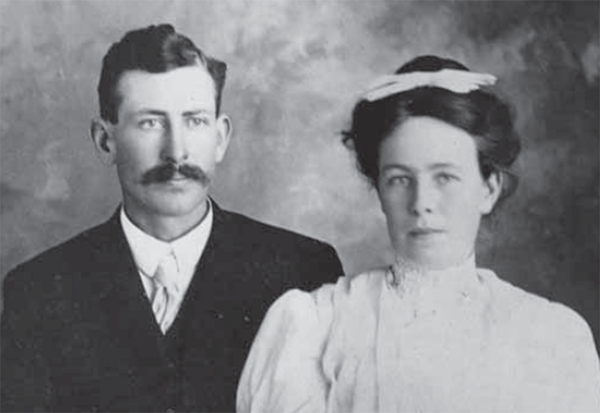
[301,242,344,291]
[1,268,53,412]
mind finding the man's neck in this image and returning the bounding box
[123,200,210,242]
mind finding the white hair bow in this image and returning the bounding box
[362,69,497,102]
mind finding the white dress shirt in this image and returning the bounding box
[120,201,213,324]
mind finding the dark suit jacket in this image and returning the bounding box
[1,202,343,412]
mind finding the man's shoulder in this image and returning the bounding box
[5,216,118,283]
[214,206,343,298]
[216,207,335,252]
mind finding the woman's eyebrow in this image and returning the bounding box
[428,162,462,171]
[380,164,413,173]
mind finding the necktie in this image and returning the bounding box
[152,251,179,333]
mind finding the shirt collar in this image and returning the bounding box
[390,254,479,299]
[120,200,214,281]
[387,254,483,323]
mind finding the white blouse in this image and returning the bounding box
[237,257,600,412]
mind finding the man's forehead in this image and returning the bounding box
[116,66,217,112]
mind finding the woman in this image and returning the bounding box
[237,56,600,412]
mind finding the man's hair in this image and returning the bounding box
[97,24,226,123]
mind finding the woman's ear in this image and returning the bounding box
[90,118,116,165]
[480,171,502,215]
[214,113,232,163]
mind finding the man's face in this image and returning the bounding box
[96,66,231,228]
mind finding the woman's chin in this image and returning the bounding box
[394,251,465,271]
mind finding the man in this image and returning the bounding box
[1,24,343,412]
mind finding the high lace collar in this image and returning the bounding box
[386,255,481,317]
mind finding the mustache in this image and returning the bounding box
[140,163,211,186]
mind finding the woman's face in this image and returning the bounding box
[377,116,501,270]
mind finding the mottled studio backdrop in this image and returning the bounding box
[1,1,598,348]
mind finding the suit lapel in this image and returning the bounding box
[165,201,230,338]
[91,204,229,348]
[92,210,164,354]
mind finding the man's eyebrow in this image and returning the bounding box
[133,109,167,116]
[130,109,216,117]
[182,109,215,116]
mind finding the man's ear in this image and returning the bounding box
[480,171,502,215]
[214,113,232,163]
[90,118,116,165]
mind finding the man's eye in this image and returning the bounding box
[138,118,165,130]
[187,116,210,127]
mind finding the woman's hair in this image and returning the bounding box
[342,55,521,203]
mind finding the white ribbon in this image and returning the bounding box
[362,69,497,102]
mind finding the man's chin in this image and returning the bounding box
[152,197,209,217]
[126,190,209,218]
[149,177,198,188]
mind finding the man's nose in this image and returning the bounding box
[410,180,436,216]
[161,122,189,163]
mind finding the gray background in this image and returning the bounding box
[1,0,598,350]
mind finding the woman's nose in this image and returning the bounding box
[410,180,435,215]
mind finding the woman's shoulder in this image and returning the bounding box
[477,268,594,342]
[269,267,389,319]
[242,268,389,377]
[262,288,331,331]
[334,266,388,291]
[478,268,600,409]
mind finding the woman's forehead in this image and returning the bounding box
[380,116,479,170]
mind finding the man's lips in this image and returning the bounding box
[167,174,190,181]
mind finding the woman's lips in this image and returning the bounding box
[409,227,445,236]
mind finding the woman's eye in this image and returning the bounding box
[388,176,412,186]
